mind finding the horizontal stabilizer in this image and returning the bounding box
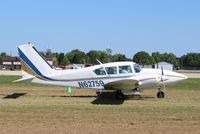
[13,70,35,82]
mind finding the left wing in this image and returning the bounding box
[104,79,139,90]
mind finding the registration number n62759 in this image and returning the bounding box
[78,80,104,88]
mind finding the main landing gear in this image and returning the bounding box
[115,90,124,100]
[96,90,125,100]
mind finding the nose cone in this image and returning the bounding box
[163,70,188,83]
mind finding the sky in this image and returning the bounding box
[0,0,200,58]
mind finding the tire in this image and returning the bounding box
[157,91,165,98]
[115,90,124,100]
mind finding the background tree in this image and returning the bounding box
[160,53,178,66]
[100,51,110,63]
[181,53,200,68]
[152,52,161,63]
[52,52,59,66]
[0,52,7,58]
[105,48,112,62]
[58,53,65,65]
[166,53,178,66]
[133,51,155,65]
[46,49,53,58]
[63,55,70,65]
[86,50,101,64]
[112,53,127,62]
[152,52,178,66]
[67,49,86,64]
[0,52,7,60]
[86,50,109,64]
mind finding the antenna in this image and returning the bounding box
[73,64,80,69]
[96,59,103,65]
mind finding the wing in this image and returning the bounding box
[104,79,139,90]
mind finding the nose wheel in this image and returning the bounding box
[157,90,165,98]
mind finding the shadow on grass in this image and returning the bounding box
[91,97,124,105]
[91,94,155,105]
[50,95,125,105]
[50,93,155,105]
[3,93,27,99]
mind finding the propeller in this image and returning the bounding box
[160,66,168,82]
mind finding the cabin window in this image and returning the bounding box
[93,68,106,75]
[119,65,133,74]
[134,64,142,73]
[105,67,117,75]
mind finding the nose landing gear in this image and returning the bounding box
[157,82,165,98]
[157,88,165,98]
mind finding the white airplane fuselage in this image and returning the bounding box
[16,44,188,98]
[31,62,187,90]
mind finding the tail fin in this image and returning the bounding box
[18,44,54,80]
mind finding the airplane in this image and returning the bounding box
[15,44,188,99]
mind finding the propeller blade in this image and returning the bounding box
[160,66,164,82]
[161,66,164,75]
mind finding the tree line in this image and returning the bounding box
[0,50,200,69]
[43,48,129,66]
[133,51,200,69]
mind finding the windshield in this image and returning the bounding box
[134,64,142,73]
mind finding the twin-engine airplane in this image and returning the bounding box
[15,44,188,99]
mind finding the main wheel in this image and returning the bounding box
[115,90,124,100]
[96,91,101,97]
[157,91,165,98]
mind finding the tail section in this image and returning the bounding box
[18,44,54,80]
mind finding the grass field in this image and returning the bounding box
[0,76,200,134]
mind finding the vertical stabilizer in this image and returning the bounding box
[18,44,54,79]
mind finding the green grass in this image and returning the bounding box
[167,78,200,90]
[0,75,53,87]
[0,75,20,83]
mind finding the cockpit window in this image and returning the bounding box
[134,64,142,73]
[119,65,133,74]
[93,68,106,75]
[105,66,117,74]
